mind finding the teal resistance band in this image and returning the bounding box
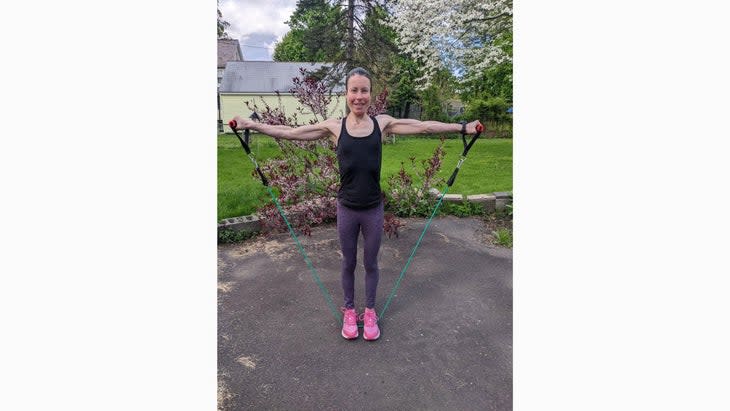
[228,121,342,323]
[379,184,449,319]
[379,122,484,319]
[228,120,484,327]
[266,185,342,322]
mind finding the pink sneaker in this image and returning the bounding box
[341,307,358,339]
[360,308,380,341]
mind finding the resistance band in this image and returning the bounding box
[228,120,483,326]
[379,122,484,319]
[228,121,342,323]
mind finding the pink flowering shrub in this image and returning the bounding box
[242,70,406,237]
[385,137,447,217]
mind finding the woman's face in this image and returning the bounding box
[346,74,371,116]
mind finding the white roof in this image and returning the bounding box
[219,61,343,93]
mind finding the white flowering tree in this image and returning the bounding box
[388,0,512,89]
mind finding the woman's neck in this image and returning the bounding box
[348,112,368,125]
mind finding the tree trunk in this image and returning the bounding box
[346,0,354,71]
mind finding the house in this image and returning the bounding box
[445,98,466,118]
[218,39,244,132]
[219,61,345,130]
[218,39,244,88]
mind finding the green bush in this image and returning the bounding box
[384,138,447,217]
[464,97,512,138]
[465,97,510,124]
[419,86,451,123]
[441,199,486,217]
[218,228,257,244]
[492,228,513,248]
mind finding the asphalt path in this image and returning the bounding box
[218,215,512,410]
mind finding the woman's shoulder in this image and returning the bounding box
[319,117,343,128]
[322,117,344,141]
[374,113,394,125]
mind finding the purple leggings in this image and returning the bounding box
[336,200,384,309]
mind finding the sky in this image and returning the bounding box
[220,0,297,61]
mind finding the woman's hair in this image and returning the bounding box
[345,67,372,89]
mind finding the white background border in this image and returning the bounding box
[2,1,729,409]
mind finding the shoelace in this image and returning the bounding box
[341,308,358,325]
[359,311,378,326]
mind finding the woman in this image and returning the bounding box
[231,67,483,341]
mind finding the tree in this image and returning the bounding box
[418,68,458,122]
[273,0,345,63]
[217,0,231,39]
[388,56,420,118]
[458,31,513,103]
[273,30,311,62]
[356,3,399,81]
[389,0,513,90]
[274,0,402,93]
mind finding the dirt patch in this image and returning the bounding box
[217,374,235,411]
[479,214,513,247]
[218,281,236,293]
[233,238,296,262]
[236,355,257,369]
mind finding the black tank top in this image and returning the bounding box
[336,116,382,209]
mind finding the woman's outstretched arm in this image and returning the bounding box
[377,114,483,136]
[230,116,339,142]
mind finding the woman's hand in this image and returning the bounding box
[465,120,484,135]
[230,115,256,130]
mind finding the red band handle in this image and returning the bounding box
[229,120,237,129]
[476,123,484,133]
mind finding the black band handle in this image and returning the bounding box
[446,122,484,187]
[446,168,459,187]
[460,122,484,157]
[229,120,251,154]
[229,120,269,186]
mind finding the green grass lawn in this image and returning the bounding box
[218,133,512,221]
